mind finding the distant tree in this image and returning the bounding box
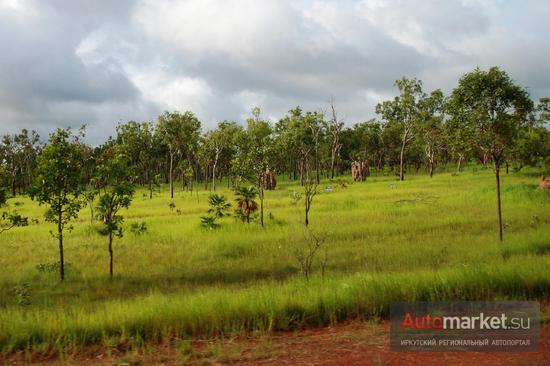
[232,107,273,226]
[303,173,318,226]
[447,67,533,241]
[202,129,226,191]
[418,89,445,177]
[95,146,135,278]
[328,99,344,179]
[348,120,384,174]
[116,121,157,198]
[0,129,41,196]
[377,78,427,181]
[510,97,550,170]
[29,128,85,281]
[156,111,201,199]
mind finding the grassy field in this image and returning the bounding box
[1,166,550,354]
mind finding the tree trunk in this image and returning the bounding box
[315,141,320,184]
[457,155,463,173]
[212,163,217,191]
[494,161,503,242]
[58,211,64,281]
[399,130,408,181]
[169,152,174,199]
[260,188,264,227]
[108,230,114,278]
[330,149,336,179]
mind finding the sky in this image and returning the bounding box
[0,0,549,143]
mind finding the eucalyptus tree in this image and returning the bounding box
[156,111,201,198]
[447,67,533,241]
[94,146,135,278]
[328,99,344,179]
[418,89,445,177]
[202,122,242,191]
[376,78,426,181]
[232,107,273,226]
[116,121,157,197]
[348,120,384,174]
[0,129,41,196]
[509,97,550,170]
[29,128,85,281]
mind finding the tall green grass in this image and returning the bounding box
[0,166,549,352]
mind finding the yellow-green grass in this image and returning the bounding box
[0,166,549,352]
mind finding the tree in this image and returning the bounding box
[447,67,533,241]
[29,128,85,281]
[207,194,232,218]
[0,129,41,196]
[418,89,445,177]
[303,173,318,226]
[95,146,135,278]
[156,111,201,199]
[116,121,157,198]
[328,99,343,179]
[377,78,425,181]
[234,186,258,223]
[232,107,273,226]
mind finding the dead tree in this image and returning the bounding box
[303,168,318,226]
[294,229,326,281]
[329,98,343,179]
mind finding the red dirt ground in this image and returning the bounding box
[4,322,549,365]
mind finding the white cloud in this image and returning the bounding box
[130,67,212,116]
[0,0,549,142]
[133,0,297,63]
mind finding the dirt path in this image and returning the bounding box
[5,322,549,365]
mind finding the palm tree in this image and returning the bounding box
[234,186,258,223]
[207,194,231,218]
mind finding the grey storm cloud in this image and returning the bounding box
[0,0,549,143]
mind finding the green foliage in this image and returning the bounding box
[200,215,220,230]
[129,221,148,236]
[29,128,85,237]
[95,147,135,239]
[234,186,258,223]
[447,66,534,165]
[0,188,6,207]
[13,283,31,307]
[207,194,231,218]
[0,211,28,234]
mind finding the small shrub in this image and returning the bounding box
[129,221,148,236]
[14,283,31,306]
[35,261,73,273]
[201,215,220,230]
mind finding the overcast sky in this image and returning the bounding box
[0,0,549,143]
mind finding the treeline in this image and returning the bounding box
[1,68,549,202]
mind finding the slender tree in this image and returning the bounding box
[447,67,533,241]
[377,78,426,181]
[95,146,135,278]
[29,128,85,281]
[156,111,201,199]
